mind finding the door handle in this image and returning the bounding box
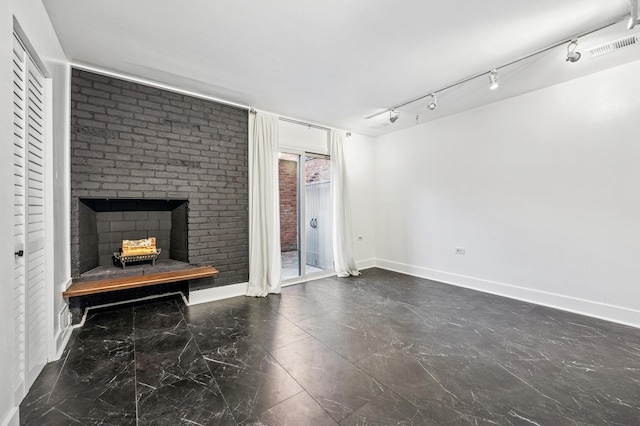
[15,250,24,257]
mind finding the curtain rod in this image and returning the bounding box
[365,16,626,119]
[279,117,331,132]
[250,108,351,136]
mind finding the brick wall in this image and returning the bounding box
[70,69,249,286]
[95,210,172,266]
[279,159,298,252]
[305,158,330,184]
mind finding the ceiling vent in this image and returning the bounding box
[369,121,391,129]
[586,34,639,59]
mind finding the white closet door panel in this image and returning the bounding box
[25,52,47,388]
[13,32,48,391]
[12,32,27,398]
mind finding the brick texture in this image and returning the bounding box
[279,159,298,252]
[70,69,249,286]
[305,158,330,184]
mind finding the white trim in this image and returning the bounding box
[52,300,72,361]
[51,278,73,360]
[44,75,56,364]
[281,271,336,287]
[187,282,248,305]
[12,18,49,78]
[187,267,361,305]
[53,324,73,361]
[1,407,19,426]
[375,258,640,329]
[356,258,376,270]
[71,62,250,111]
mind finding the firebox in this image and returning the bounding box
[76,198,188,277]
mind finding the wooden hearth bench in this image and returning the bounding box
[63,266,218,323]
[63,266,218,298]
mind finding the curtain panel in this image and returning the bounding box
[330,130,360,278]
[246,112,282,296]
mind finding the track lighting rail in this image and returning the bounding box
[365,15,626,121]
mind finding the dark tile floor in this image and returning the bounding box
[21,268,640,425]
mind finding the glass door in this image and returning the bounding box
[304,154,332,274]
[279,152,332,280]
[279,152,301,279]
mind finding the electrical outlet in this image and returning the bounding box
[455,247,465,255]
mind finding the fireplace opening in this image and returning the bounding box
[77,198,189,281]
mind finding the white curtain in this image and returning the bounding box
[330,130,360,277]
[246,112,282,297]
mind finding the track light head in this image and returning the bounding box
[428,93,437,110]
[629,0,639,30]
[489,69,500,90]
[566,39,581,62]
[389,110,399,123]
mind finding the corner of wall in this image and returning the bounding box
[375,258,640,329]
[356,258,376,271]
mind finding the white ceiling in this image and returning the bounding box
[42,0,639,136]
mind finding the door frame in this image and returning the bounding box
[279,149,333,284]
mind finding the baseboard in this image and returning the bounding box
[188,266,369,304]
[1,407,19,426]
[375,259,640,329]
[188,282,247,305]
[187,258,375,305]
[51,278,73,360]
[356,258,376,270]
[53,309,73,361]
[281,271,336,287]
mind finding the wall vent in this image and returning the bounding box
[370,121,391,129]
[586,34,639,59]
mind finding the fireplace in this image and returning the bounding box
[76,198,188,280]
[70,69,250,288]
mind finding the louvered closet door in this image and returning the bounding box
[13,32,47,393]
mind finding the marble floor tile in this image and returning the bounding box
[244,391,337,426]
[133,297,187,340]
[339,387,438,426]
[263,292,335,324]
[18,356,69,426]
[20,268,640,425]
[297,314,394,362]
[271,337,385,422]
[187,295,311,351]
[137,378,234,425]
[202,338,303,423]
[135,326,212,393]
[356,345,476,424]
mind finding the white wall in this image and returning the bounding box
[374,59,640,328]
[343,133,376,268]
[279,120,329,155]
[0,2,70,425]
